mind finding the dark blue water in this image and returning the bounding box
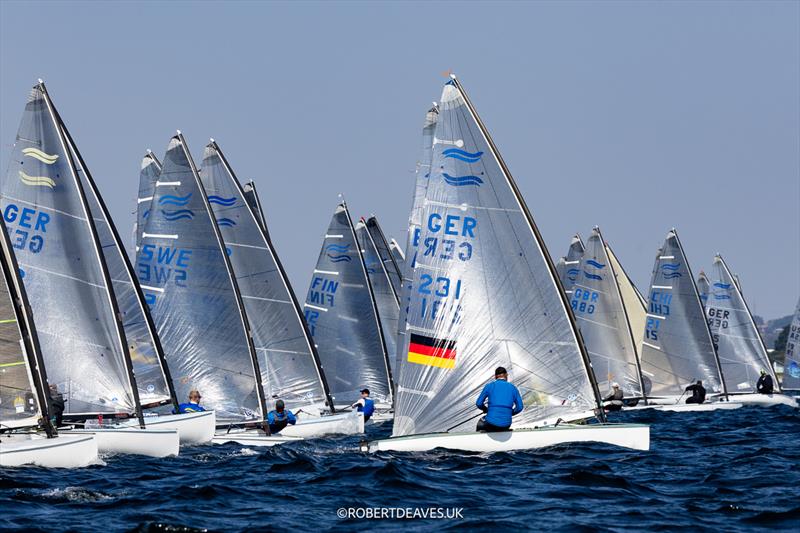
[2,405,799,532]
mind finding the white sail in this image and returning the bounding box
[558,234,585,296]
[783,297,800,390]
[697,271,710,308]
[605,242,647,358]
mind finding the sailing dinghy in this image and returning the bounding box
[0,82,179,457]
[304,200,392,423]
[638,230,741,411]
[705,255,796,407]
[366,76,648,454]
[0,217,99,467]
[782,298,800,392]
[198,141,359,444]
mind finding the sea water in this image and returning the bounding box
[1,405,798,531]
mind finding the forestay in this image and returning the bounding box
[571,228,643,398]
[137,133,263,422]
[558,234,585,296]
[782,297,800,390]
[303,202,392,406]
[358,218,400,374]
[135,152,161,254]
[199,141,331,411]
[639,230,725,399]
[392,77,600,437]
[0,83,135,416]
[706,255,778,394]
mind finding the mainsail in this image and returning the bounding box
[697,271,710,307]
[303,202,393,406]
[137,133,265,422]
[365,216,403,299]
[199,141,332,411]
[242,180,269,238]
[639,230,725,399]
[706,255,779,394]
[782,297,800,390]
[605,242,647,357]
[134,151,161,254]
[389,238,405,265]
[0,217,52,432]
[392,77,601,437]
[357,217,400,375]
[1,82,139,418]
[572,228,644,398]
[558,234,585,296]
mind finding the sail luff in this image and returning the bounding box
[135,151,162,254]
[209,142,335,414]
[183,136,269,424]
[42,83,144,426]
[450,76,604,418]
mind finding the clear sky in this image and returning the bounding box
[1,1,798,319]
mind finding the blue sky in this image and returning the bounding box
[1,1,797,319]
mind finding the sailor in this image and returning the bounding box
[475,366,524,432]
[351,388,375,422]
[756,369,774,395]
[267,399,297,434]
[603,382,624,412]
[684,380,706,404]
[48,383,65,428]
[176,390,206,413]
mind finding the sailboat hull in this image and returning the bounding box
[67,427,179,457]
[0,433,98,468]
[280,410,364,438]
[730,393,798,407]
[212,430,304,447]
[121,410,216,444]
[366,423,650,453]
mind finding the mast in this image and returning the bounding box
[59,129,180,414]
[717,254,781,391]
[210,142,336,413]
[180,135,269,429]
[366,216,402,306]
[40,82,145,427]
[344,202,395,401]
[671,229,729,400]
[0,219,55,437]
[450,75,605,420]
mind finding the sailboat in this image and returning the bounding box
[197,141,361,444]
[366,76,648,453]
[782,297,800,391]
[697,271,710,307]
[571,227,645,403]
[605,241,648,358]
[705,255,796,407]
[557,234,585,297]
[0,81,180,457]
[638,230,741,411]
[0,217,99,467]
[134,151,161,255]
[304,201,393,419]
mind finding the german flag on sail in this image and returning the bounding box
[408,333,457,369]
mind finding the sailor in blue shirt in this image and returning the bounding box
[267,399,297,434]
[351,388,375,422]
[175,390,206,414]
[475,367,524,432]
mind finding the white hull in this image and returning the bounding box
[512,409,597,430]
[68,427,179,457]
[123,410,216,444]
[212,429,303,447]
[0,433,98,468]
[366,423,650,453]
[280,410,364,438]
[656,402,742,412]
[730,393,798,407]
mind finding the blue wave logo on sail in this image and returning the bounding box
[567,268,579,281]
[713,282,731,290]
[160,209,195,221]
[208,195,236,206]
[660,263,682,278]
[159,194,192,206]
[217,217,237,227]
[442,173,483,187]
[583,271,603,281]
[142,209,150,219]
[327,254,352,263]
[443,148,483,163]
[585,260,606,269]
[713,294,731,300]
[326,244,350,253]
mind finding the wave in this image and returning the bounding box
[443,148,483,163]
[22,147,59,165]
[442,173,483,187]
[713,283,731,290]
[585,260,606,269]
[326,244,350,252]
[661,263,681,271]
[583,271,603,281]
[142,210,150,219]
[208,195,237,206]
[161,209,195,221]
[713,295,731,300]
[18,171,55,188]
[159,194,192,206]
[663,272,683,279]
[217,218,237,227]
[327,254,352,263]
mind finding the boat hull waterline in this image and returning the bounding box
[366,424,650,453]
[212,430,304,447]
[0,434,99,468]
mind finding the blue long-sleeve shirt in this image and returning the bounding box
[175,402,205,414]
[267,409,296,433]
[476,379,524,427]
